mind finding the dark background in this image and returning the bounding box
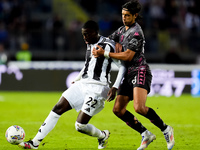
[0,69,191,95]
[0,0,199,64]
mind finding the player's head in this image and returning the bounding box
[82,20,99,44]
[121,0,142,26]
[122,0,141,16]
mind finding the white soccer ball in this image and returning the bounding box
[5,125,25,145]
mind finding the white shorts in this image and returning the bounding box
[62,80,110,116]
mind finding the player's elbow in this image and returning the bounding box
[123,55,132,61]
[122,50,134,61]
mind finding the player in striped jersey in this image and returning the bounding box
[19,20,126,149]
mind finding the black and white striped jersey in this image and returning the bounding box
[74,36,126,88]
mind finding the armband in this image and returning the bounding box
[104,51,110,58]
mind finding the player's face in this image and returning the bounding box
[82,28,98,44]
[122,9,136,26]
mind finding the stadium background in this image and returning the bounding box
[0,0,200,96]
[0,0,199,62]
[0,1,200,149]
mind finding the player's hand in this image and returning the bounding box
[107,87,118,102]
[92,45,104,58]
[115,42,123,53]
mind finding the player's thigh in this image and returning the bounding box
[81,84,109,117]
[81,95,105,117]
[133,87,148,107]
[118,77,134,100]
[132,68,151,108]
[62,81,84,112]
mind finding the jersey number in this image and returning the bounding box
[86,97,97,108]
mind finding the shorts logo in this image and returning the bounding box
[85,107,90,112]
[132,76,137,85]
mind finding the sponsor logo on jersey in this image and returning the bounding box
[134,32,139,36]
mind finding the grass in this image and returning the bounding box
[0,92,199,150]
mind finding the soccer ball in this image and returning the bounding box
[5,125,25,145]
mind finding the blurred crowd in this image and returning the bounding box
[0,0,199,64]
[79,0,200,63]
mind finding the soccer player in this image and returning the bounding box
[92,1,175,150]
[19,20,126,149]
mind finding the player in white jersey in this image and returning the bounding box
[18,20,126,149]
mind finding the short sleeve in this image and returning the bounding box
[127,33,143,52]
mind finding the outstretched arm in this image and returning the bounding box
[72,67,84,83]
[107,60,126,102]
[92,45,135,62]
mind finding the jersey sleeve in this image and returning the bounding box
[127,31,144,52]
[108,27,122,43]
[73,67,84,82]
[99,38,115,53]
[111,59,126,89]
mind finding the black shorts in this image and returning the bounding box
[118,69,152,100]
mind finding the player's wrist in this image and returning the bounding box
[112,86,118,90]
[104,51,110,58]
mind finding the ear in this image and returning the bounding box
[134,13,138,18]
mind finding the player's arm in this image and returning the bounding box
[93,46,135,62]
[72,67,84,83]
[94,33,142,61]
[107,59,126,102]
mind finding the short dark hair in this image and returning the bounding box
[122,0,141,15]
[82,20,99,32]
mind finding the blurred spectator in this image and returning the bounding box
[16,42,32,61]
[0,21,8,46]
[184,3,200,53]
[185,7,200,32]
[52,15,64,50]
[98,16,112,36]
[27,18,42,49]
[164,49,181,64]
[164,40,182,64]
[79,0,97,14]
[0,0,198,62]
[0,43,8,64]
[68,19,83,51]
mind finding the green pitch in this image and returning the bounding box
[0,92,199,150]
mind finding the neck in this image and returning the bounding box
[91,35,100,44]
[95,35,100,43]
[125,26,129,30]
[125,22,136,30]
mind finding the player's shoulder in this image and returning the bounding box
[132,23,143,32]
[118,25,125,31]
[104,37,115,46]
[129,23,144,38]
[98,36,115,49]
